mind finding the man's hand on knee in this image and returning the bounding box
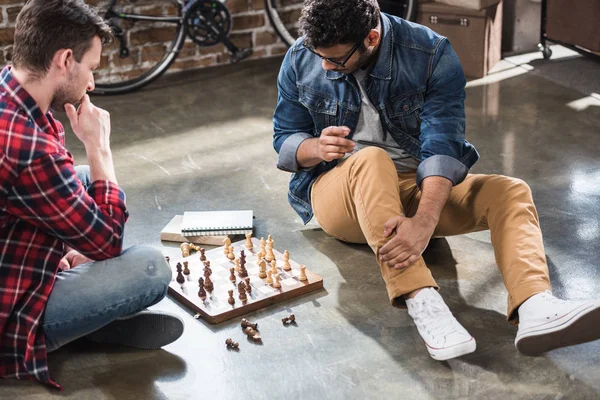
[379,215,436,269]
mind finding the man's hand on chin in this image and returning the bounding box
[58,249,92,271]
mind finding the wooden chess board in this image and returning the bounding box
[167,237,324,324]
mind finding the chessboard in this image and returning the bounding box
[167,236,324,324]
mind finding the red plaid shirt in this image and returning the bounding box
[0,66,128,388]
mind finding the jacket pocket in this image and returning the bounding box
[299,86,338,130]
[386,91,424,137]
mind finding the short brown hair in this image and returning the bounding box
[12,0,113,77]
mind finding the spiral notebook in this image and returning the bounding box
[180,210,253,236]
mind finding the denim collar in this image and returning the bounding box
[325,13,394,81]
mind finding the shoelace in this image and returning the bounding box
[412,298,463,340]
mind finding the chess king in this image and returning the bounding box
[272,0,600,361]
[0,0,183,388]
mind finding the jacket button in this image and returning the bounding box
[403,104,410,111]
[304,212,309,216]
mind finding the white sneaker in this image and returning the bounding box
[406,288,476,361]
[515,290,600,355]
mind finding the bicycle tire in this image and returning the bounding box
[92,1,186,95]
[265,0,418,49]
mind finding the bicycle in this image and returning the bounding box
[265,0,418,48]
[93,0,417,95]
[93,0,252,95]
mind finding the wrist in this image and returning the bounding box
[414,211,438,231]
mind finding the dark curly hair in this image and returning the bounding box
[299,0,380,49]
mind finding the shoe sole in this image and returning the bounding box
[427,337,477,361]
[516,303,600,355]
[87,313,184,350]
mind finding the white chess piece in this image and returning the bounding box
[272,273,281,288]
[283,250,291,271]
[298,265,307,282]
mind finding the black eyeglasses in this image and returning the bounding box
[305,40,363,68]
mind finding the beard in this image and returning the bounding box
[336,46,376,75]
[50,69,85,112]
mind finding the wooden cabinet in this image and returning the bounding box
[417,1,503,78]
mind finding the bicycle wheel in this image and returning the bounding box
[265,0,418,49]
[93,0,186,95]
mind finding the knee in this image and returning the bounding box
[122,245,172,289]
[499,177,533,201]
[350,147,396,177]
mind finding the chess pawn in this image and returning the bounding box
[245,233,253,250]
[256,252,265,265]
[180,242,191,258]
[227,245,235,260]
[238,281,247,302]
[266,270,273,284]
[272,273,281,289]
[244,326,261,340]
[176,263,185,284]
[204,275,214,292]
[225,338,239,349]
[198,278,207,300]
[229,267,236,282]
[165,256,170,265]
[283,250,291,271]
[200,248,206,262]
[235,258,241,273]
[244,277,252,293]
[270,260,277,275]
[228,289,235,305]
[258,260,267,279]
[265,242,275,262]
[259,237,266,252]
[223,237,231,254]
[183,261,190,275]
[298,265,307,282]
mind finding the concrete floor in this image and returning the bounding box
[2,46,600,399]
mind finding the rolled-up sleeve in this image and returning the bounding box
[273,46,316,173]
[417,39,470,188]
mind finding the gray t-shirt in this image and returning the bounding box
[345,68,420,172]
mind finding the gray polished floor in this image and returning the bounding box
[2,46,600,399]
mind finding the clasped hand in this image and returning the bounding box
[379,214,436,269]
[58,249,92,271]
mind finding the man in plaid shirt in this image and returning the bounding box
[0,0,183,388]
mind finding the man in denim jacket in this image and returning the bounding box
[273,0,600,360]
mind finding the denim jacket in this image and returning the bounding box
[273,13,479,224]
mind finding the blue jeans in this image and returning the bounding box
[42,166,172,351]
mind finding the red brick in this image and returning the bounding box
[141,44,167,63]
[226,0,249,13]
[111,48,140,68]
[254,30,278,47]
[0,28,16,46]
[232,14,265,31]
[250,0,265,10]
[199,43,225,56]
[172,55,217,71]
[130,27,178,46]
[270,44,288,55]
[229,32,253,48]
[7,6,21,23]
[178,40,197,58]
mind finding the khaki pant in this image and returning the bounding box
[311,147,551,322]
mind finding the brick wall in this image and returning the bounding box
[0,0,304,81]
